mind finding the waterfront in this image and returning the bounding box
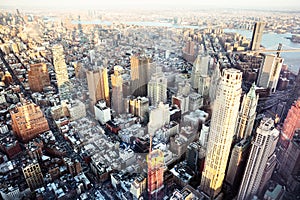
[225,29,300,74]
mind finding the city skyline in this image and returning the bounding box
[1,0,300,9]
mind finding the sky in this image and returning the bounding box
[1,0,300,10]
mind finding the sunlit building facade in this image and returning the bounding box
[11,101,49,142]
[28,63,50,92]
[251,22,265,51]
[148,149,164,200]
[200,68,242,198]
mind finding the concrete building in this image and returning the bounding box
[127,96,149,120]
[66,100,86,121]
[22,161,44,191]
[148,67,167,107]
[94,100,111,125]
[52,44,71,101]
[86,67,110,109]
[238,118,279,200]
[11,101,49,142]
[148,102,170,135]
[188,93,202,111]
[28,63,50,92]
[225,139,251,193]
[191,54,209,89]
[130,55,153,97]
[251,22,265,51]
[257,54,284,93]
[235,83,258,139]
[200,68,242,198]
[111,67,124,115]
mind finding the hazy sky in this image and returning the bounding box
[1,0,300,9]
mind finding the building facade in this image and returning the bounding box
[238,118,279,200]
[200,68,242,198]
[28,63,50,92]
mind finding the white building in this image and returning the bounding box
[191,54,210,89]
[257,54,283,93]
[148,102,170,135]
[94,100,111,125]
[148,67,167,107]
[238,118,279,200]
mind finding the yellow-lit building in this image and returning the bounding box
[22,161,44,191]
[148,149,164,199]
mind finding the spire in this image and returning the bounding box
[248,83,257,99]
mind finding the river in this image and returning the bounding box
[224,29,300,74]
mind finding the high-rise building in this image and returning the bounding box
[147,149,164,199]
[130,55,153,96]
[279,131,300,195]
[209,63,221,103]
[225,85,258,195]
[148,102,170,135]
[225,139,251,193]
[186,142,206,174]
[128,96,149,119]
[52,44,71,101]
[86,67,110,109]
[200,68,242,198]
[278,99,300,176]
[111,66,124,115]
[257,54,284,93]
[22,161,44,191]
[28,63,50,92]
[10,101,49,142]
[191,54,209,89]
[148,67,167,107]
[94,100,111,125]
[235,83,258,139]
[238,118,279,200]
[250,22,265,51]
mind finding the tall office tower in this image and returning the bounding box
[130,55,152,96]
[183,40,196,63]
[225,139,251,192]
[10,101,49,142]
[148,102,170,135]
[111,67,124,115]
[52,44,71,101]
[238,118,279,200]
[22,161,44,191]
[279,99,300,149]
[235,83,258,139]
[86,67,110,109]
[28,63,50,92]
[257,54,284,93]
[200,68,242,198]
[147,149,164,200]
[208,63,221,103]
[250,22,265,51]
[283,67,300,120]
[148,67,167,107]
[279,131,300,195]
[191,54,209,89]
[186,142,206,174]
[225,85,258,193]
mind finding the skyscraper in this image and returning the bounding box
[200,68,242,198]
[52,44,71,101]
[111,66,124,115]
[257,54,284,93]
[235,83,258,139]
[86,67,110,109]
[147,149,164,200]
[250,22,265,51]
[238,118,279,200]
[191,54,209,89]
[148,67,167,107]
[28,63,50,92]
[130,55,153,96]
